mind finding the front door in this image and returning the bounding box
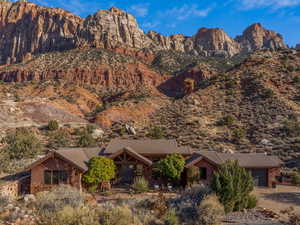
[119,164,135,184]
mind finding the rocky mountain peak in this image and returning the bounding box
[193,27,241,57]
[236,23,287,53]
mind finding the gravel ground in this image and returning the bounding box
[223,210,285,225]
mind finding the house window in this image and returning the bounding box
[44,170,68,185]
[199,167,207,180]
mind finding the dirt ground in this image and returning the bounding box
[253,185,300,220]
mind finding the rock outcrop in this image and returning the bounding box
[235,23,287,53]
[0,1,288,66]
[0,1,82,64]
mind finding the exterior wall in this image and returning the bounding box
[192,159,217,185]
[31,156,82,194]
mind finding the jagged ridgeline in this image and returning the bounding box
[0,1,287,65]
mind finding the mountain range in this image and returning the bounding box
[0,1,287,65]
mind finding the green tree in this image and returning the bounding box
[157,153,185,180]
[83,157,116,190]
[77,131,96,147]
[1,128,43,160]
[48,120,59,131]
[211,160,254,213]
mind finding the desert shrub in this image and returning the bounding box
[225,79,236,89]
[245,194,257,209]
[197,194,225,225]
[291,172,300,186]
[262,89,274,98]
[164,208,179,225]
[216,115,235,126]
[35,185,85,213]
[39,205,100,225]
[86,124,97,134]
[232,128,246,143]
[1,128,43,159]
[287,65,295,72]
[47,129,71,149]
[132,177,149,193]
[157,153,185,181]
[283,120,300,137]
[174,185,211,206]
[77,131,96,147]
[149,126,165,139]
[152,193,169,218]
[289,214,300,225]
[83,157,116,190]
[99,205,142,225]
[47,120,59,131]
[211,160,254,213]
[0,195,9,208]
[293,75,300,84]
[186,166,200,186]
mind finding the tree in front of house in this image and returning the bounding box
[211,160,255,213]
[157,153,185,181]
[83,157,116,191]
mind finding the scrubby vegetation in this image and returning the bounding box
[47,128,71,149]
[77,130,96,147]
[47,120,59,131]
[1,128,43,160]
[197,194,225,225]
[132,177,149,193]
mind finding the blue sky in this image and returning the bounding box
[29,0,300,46]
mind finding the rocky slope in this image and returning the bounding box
[0,1,287,65]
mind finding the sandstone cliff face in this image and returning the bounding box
[0,49,170,91]
[80,7,154,49]
[0,1,82,64]
[235,23,287,53]
[0,1,288,66]
[193,28,241,57]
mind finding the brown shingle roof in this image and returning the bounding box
[55,147,101,171]
[186,151,283,168]
[103,139,192,155]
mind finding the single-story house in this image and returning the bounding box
[26,139,282,194]
[185,151,282,188]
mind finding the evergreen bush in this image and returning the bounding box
[211,160,254,213]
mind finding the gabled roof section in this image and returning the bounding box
[186,151,283,168]
[109,147,153,166]
[27,148,102,172]
[104,139,192,155]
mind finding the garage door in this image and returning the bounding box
[251,169,267,187]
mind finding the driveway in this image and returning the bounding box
[253,185,300,214]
